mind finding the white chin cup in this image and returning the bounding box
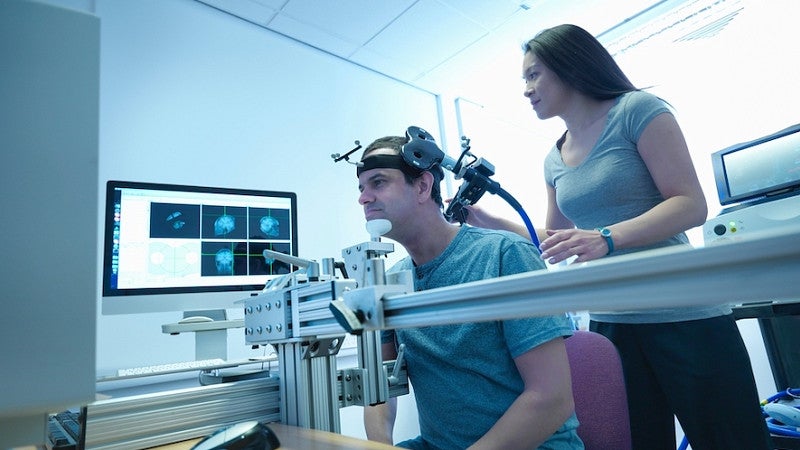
[366,219,392,239]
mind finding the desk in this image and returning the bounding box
[154,422,397,450]
[734,302,800,389]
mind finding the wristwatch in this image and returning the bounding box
[596,227,614,255]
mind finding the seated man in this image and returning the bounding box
[357,134,584,450]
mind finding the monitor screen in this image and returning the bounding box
[711,123,800,206]
[102,180,298,315]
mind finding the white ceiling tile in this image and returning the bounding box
[250,0,289,9]
[435,0,525,30]
[193,0,692,97]
[196,0,279,25]
[268,13,362,57]
[348,46,429,83]
[362,0,489,76]
[278,0,417,43]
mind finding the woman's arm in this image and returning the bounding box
[615,112,708,246]
[540,112,707,264]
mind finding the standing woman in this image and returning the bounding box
[466,24,771,450]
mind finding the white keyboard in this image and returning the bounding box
[116,358,227,377]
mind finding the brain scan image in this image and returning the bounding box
[215,247,233,274]
[166,211,186,230]
[150,203,200,239]
[259,215,280,237]
[214,214,236,236]
[148,242,201,276]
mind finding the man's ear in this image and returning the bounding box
[415,171,435,203]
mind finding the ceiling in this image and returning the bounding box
[194,0,743,104]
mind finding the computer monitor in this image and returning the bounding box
[101,180,298,316]
[711,123,800,206]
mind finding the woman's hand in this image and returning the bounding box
[539,228,609,264]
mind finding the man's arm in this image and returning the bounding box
[364,341,399,444]
[467,337,575,450]
[365,397,398,444]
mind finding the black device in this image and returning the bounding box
[333,126,541,248]
[401,126,500,223]
[47,408,87,450]
[401,126,540,247]
[191,421,280,450]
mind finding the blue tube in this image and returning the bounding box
[496,186,540,249]
[680,387,800,449]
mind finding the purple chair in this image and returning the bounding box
[565,330,632,450]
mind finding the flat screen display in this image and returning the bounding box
[101,180,298,314]
[711,124,800,206]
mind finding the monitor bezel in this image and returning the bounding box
[101,180,298,315]
[711,123,800,206]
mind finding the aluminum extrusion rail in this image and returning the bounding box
[373,230,800,330]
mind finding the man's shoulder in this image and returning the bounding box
[460,226,538,250]
[461,225,528,242]
[460,226,545,269]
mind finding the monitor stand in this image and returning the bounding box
[162,309,241,360]
[161,309,270,385]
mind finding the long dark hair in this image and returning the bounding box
[524,24,637,100]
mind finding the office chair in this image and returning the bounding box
[565,330,632,450]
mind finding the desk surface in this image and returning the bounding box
[154,423,397,450]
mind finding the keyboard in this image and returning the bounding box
[116,358,228,377]
[47,409,84,450]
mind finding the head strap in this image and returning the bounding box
[357,154,424,179]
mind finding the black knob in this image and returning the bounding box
[713,224,727,236]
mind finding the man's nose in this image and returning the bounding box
[358,190,371,205]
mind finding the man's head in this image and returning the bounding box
[356,136,447,237]
[357,135,444,207]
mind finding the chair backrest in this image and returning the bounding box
[565,330,632,450]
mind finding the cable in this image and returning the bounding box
[443,158,541,250]
[497,187,540,249]
[764,387,800,403]
[763,387,800,438]
[678,387,800,449]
